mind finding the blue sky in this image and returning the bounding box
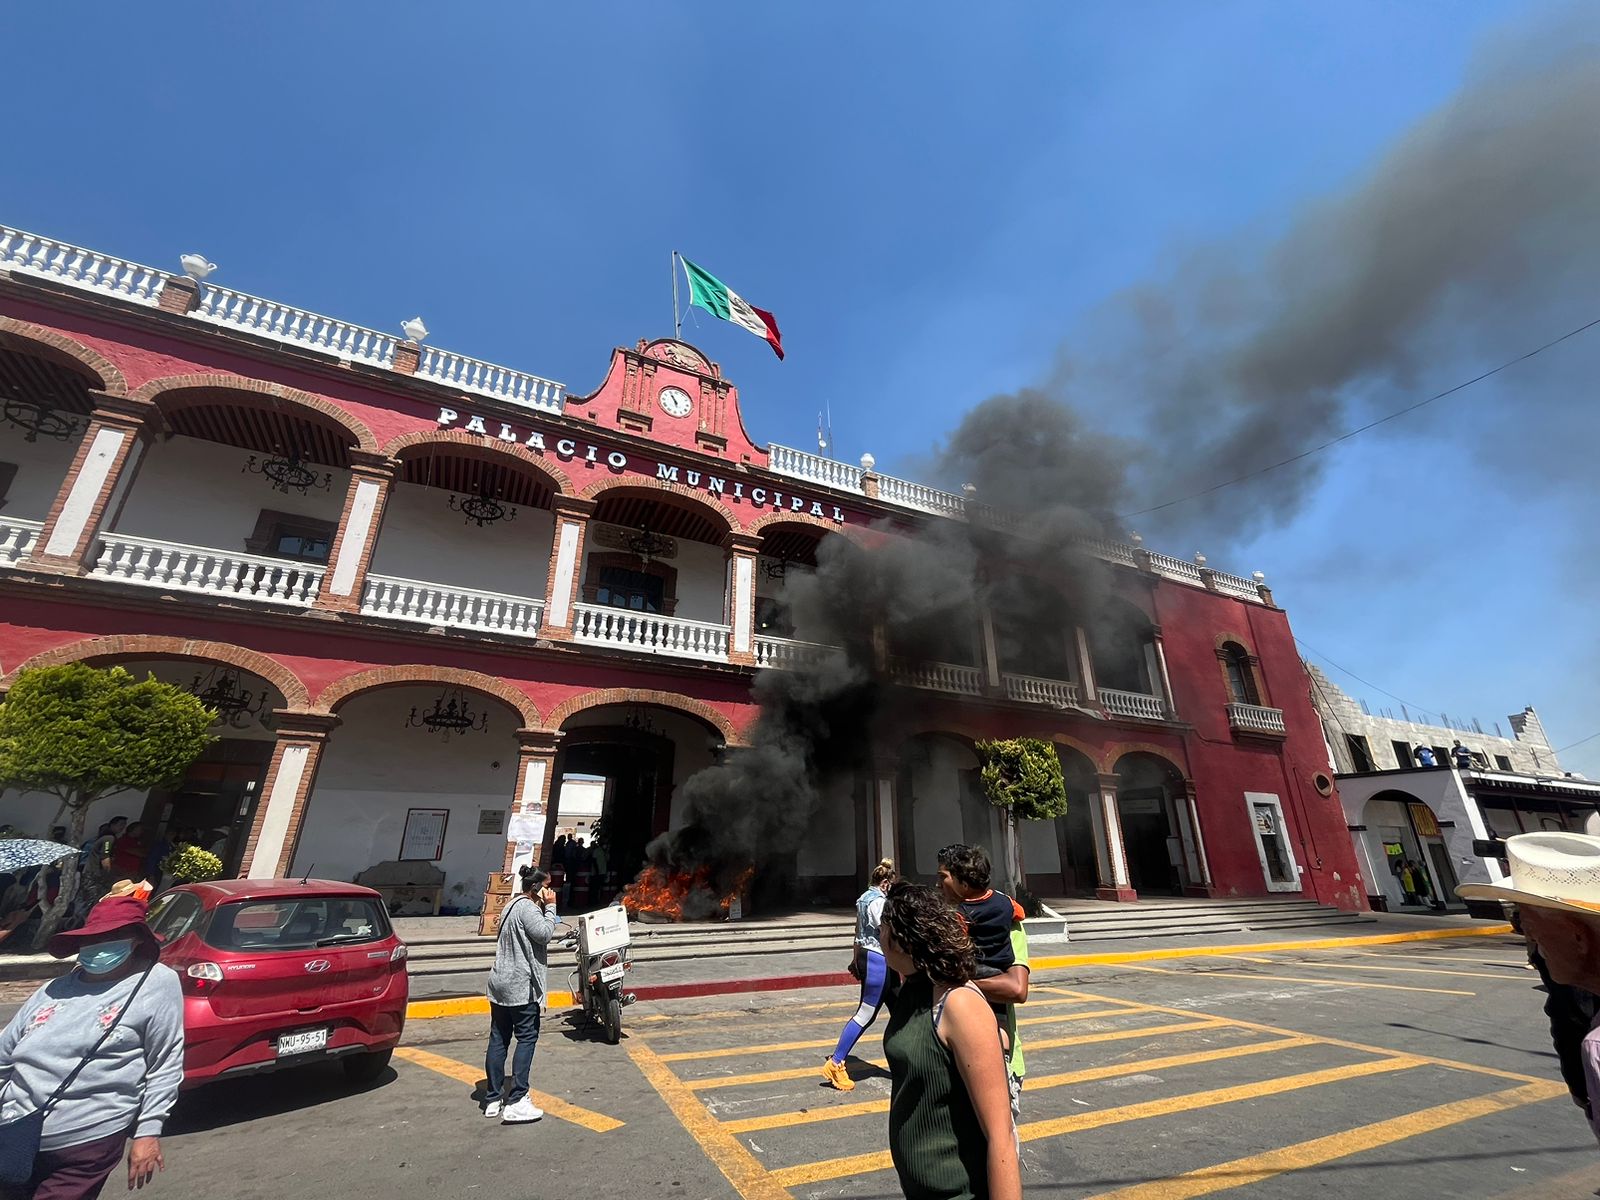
[5,2,1596,774]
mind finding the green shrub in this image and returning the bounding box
[162,844,224,884]
[976,737,1068,821]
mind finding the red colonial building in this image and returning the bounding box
[0,223,1369,914]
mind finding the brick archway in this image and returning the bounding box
[0,317,128,396]
[579,476,738,537]
[131,373,379,453]
[314,666,541,728]
[2,635,310,707]
[1107,743,1190,780]
[545,688,741,746]
[381,429,576,498]
[745,512,854,538]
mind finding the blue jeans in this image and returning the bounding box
[486,1001,541,1105]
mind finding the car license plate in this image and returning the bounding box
[600,962,625,983]
[276,1028,329,1057]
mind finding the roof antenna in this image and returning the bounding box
[300,863,315,885]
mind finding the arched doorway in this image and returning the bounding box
[0,655,287,878]
[550,702,726,905]
[1363,790,1457,910]
[1113,752,1190,896]
[895,734,1004,885]
[290,683,524,912]
[1025,746,1098,896]
[0,335,106,539]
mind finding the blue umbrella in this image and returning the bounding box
[0,839,78,873]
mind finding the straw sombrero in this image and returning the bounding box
[1456,832,1600,916]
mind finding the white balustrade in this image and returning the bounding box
[1074,536,1142,568]
[361,574,544,637]
[890,658,984,696]
[91,533,324,605]
[1002,674,1081,707]
[1146,552,1206,586]
[573,603,729,662]
[0,224,171,306]
[194,285,397,367]
[766,445,864,493]
[1211,571,1265,601]
[417,347,565,414]
[1227,702,1287,734]
[0,517,42,565]
[877,475,968,518]
[1100,688,1169,721]
[753,634,846,670]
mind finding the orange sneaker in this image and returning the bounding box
[821,1058,855,1091]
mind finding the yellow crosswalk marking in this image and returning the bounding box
[626,1042,792,1200]
[1113,961,1476,996]
[393,1046,624,1133]
[1218,955,1510,981]
[683,1018,1231,1091]
[1081,1080,1566,1199]
[719,1036,1316,1135]
[769,1056,1423,1187]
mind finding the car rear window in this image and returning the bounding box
[203,897,392,952]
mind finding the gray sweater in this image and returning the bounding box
[486,897,558,1007]
[0,964,185,1152]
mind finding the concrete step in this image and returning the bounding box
[1065,914,1375,942]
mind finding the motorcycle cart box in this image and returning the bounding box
[577,905,630,957]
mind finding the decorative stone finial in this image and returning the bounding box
[860,452,876,472]
[961,483,977,497]
[179,254,217,281]
[1194,553,1208,567]
[1252,571,1265,583]
[1129,531,1143,546]
[401,317,430,343]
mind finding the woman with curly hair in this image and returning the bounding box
[879,881,1021,1200]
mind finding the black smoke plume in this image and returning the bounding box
[640,14,1600,901]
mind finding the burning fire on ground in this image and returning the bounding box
[621,864,755,922]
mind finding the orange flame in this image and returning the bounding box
[621,864,755,921]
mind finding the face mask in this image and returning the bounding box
[79,939,135,976]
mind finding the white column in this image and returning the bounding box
[1151,632,1177,718]
[541,497,595,639]
[1074,626,1098,702]
[1096,772,1135,898]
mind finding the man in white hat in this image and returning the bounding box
[1459,831,1600,1142]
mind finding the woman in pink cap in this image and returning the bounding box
[0,893,184,1197]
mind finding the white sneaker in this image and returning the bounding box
[484,1100,503,1119]
[500,1097,544,1125]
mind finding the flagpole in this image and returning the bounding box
[672,251,681,339]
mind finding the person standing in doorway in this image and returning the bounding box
[822,858,898,1091]
[1398,860,1419,906]
[1452,741,1475,770]
[1413,745,1438,768]
[483,865,558,1126]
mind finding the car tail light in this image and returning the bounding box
[390,943,408,965]
[184,962,224,994]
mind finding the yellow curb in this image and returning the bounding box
[1030,924,1514,970]
[404,925,1514,1020]
[408,990,575,1020]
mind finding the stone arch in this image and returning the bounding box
[579,476,738,536]
[131,373,379,453]
[2,634,310,708]
[0,316,128,396]
[745,511,851,538]
[545,687,740,746]
[314,665,540,728]
[381,429,576,497]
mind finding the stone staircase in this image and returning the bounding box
[1044,896,1374,943]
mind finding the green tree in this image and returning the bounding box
[977,737,1068,913]
[0,663,214,946]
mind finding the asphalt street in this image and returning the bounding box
[7,933,1599,1200]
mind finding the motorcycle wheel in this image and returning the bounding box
[604,993,622,1044]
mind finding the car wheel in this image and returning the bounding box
[342,1048,393,1084]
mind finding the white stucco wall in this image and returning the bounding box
[369,480,555,596]
[0,421,79,521]
[1335,769,1496,909]
[1019,819,1063,874]
[902,739,1004,880]
[797,775,857,877]
[289,686,522,912]
[113,435,348,549]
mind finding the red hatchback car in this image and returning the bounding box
[146,879,409,1089]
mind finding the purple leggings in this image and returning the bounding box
[830,949,889,1063]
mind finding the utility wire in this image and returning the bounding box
[1294,637,1445,723]
[1119,316,1600,520]
[1556,729,1600,754]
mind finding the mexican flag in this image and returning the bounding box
[680,256,785,360]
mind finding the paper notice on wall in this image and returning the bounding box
[507,812,544,845]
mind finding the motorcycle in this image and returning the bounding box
[557,904,636,1044]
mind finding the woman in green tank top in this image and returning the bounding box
[879,882,1021,1200]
